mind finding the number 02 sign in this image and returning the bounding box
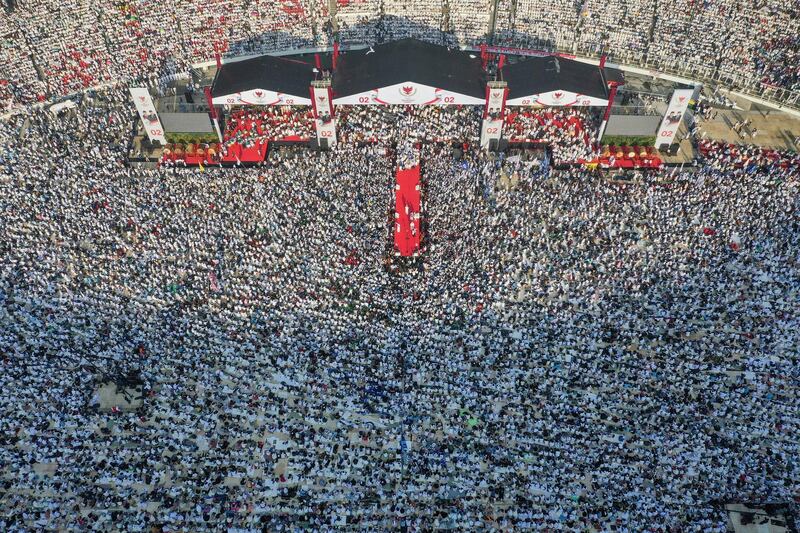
[130,87,167,144]
[653,88,693,147]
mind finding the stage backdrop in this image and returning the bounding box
[333,81,485,105]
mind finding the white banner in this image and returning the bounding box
[312,85,336,146]
[130,87,166,144]
[654,88,693,147]
[212,89,311,106]
[333,82,485,105]
[506,90,608,107]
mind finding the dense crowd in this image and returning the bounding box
[224,106,315,144]
[503,107,598,164]
[1,86,799,531]
[2,0,800,112]
[336,105,481,144]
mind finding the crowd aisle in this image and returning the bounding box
[0,89,798,531]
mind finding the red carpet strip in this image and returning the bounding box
[394,165,421,256]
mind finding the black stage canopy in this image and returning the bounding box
[210,54,318,105]
[501,56,624,106]
[332,38,487,102]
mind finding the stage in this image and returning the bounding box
[159,140,269,166]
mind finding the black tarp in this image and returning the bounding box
[211,54,318,99]
[332,39,486,98]
[501,56,623,100]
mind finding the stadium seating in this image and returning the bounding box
[1,0,799,111]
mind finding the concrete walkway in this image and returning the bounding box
[696,109,800,151]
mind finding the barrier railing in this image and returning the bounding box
[607,105,661,117]
[575,49,800,114]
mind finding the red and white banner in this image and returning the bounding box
[130,87,166,144]
[506,90,608,107]
[654,88,693,147]
[212,89,311,106]
[333,82,485,105]
[484,86,507,117]
[481,85,508,148]
[311,85,336,146]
